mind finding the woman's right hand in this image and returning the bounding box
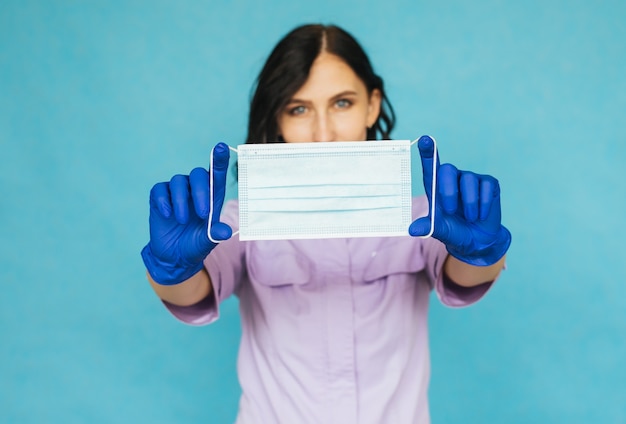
[141,142,232,286]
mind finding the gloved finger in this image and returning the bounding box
[459,171,479,222]
[189,167,210,219]
[438,163,459,215]
[169,174,191,225]
[150,182,173,219]
[210,142,230,224]
[479,175,500,221]
[417,135,439,200]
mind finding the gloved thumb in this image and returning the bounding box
[408,216,433,238]
[209,221,233,242]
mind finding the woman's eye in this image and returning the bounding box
[289,105,306,116]
[335,99,352,109]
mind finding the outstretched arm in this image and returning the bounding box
[141,143,232,305]
[443,255,505,287]
[147,269,212,307]
[409,135,511,287]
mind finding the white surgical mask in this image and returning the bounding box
[208,139,437,241]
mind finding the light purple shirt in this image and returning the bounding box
[164,197,494,424]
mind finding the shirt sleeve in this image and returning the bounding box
[413,196,501,308]
[162,200,246,325]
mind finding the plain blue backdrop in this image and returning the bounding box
[1,1,625,423]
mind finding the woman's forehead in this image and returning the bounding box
[290,53,367,100]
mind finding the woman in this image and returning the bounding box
[141,24,511,423]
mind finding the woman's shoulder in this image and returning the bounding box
[224,198,239,210]
[412,195,429,220]
[221,199,239,229]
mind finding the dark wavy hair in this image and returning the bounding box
[246,24,396,144]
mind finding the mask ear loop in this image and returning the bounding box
[208,144,240,244]
[410,136,438,238]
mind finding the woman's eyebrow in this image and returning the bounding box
[286,90,359,105]
[284,98,309,105]
[330,90,358,99]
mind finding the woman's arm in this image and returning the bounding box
[147,269,213,307]
[142,144,232,307]
[443,254,506,287]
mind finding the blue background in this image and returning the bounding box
[1,1,625,423]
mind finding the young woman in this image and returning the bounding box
[141,24,511,424]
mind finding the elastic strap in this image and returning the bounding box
[207,145,239,244]
[410,137,438,238]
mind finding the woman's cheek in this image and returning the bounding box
[335,117,368,141]
[281,120,314,143]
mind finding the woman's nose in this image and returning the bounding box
[313,113,334,142]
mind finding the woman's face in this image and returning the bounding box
[277,52,382,143]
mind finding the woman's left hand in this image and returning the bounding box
[409,135,511,266]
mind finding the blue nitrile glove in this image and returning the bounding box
[409,135,511,266]
[140,142,232,285]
